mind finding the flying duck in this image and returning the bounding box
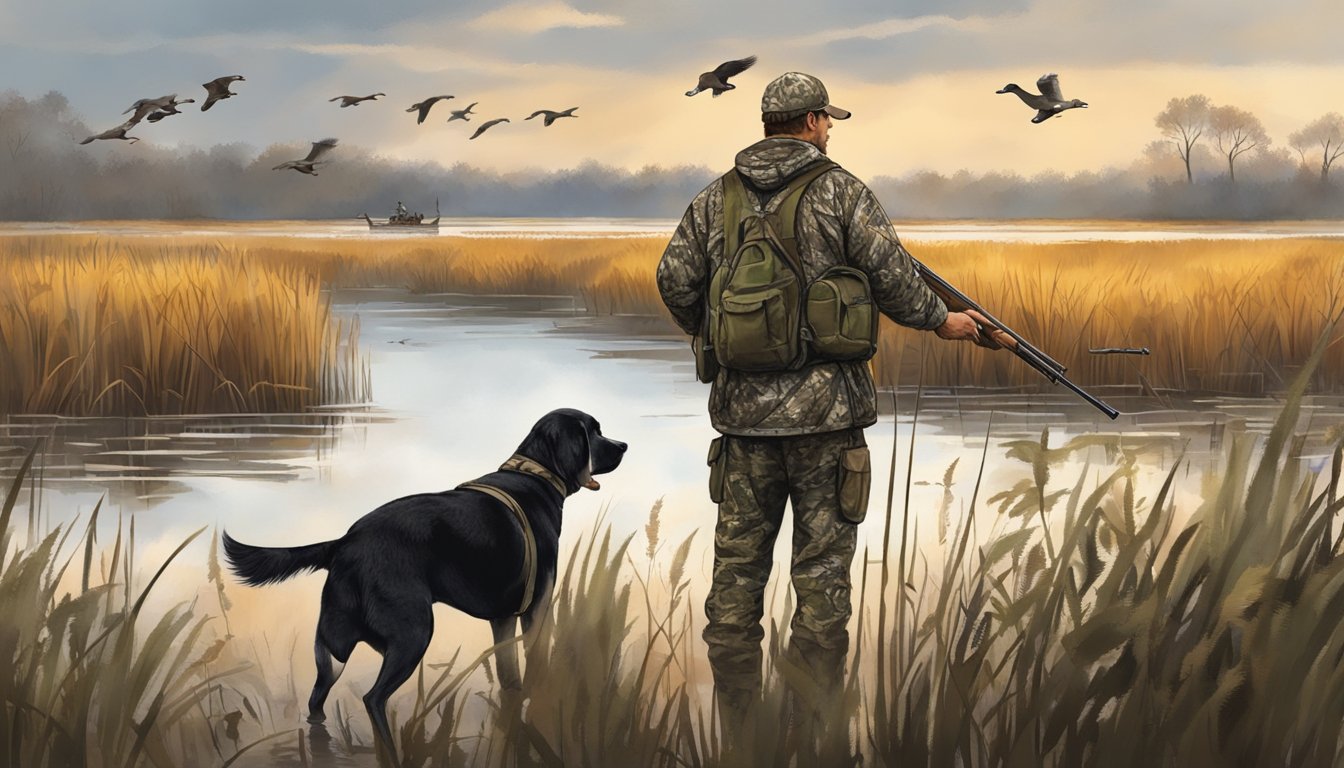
[271,138,338,176]
[685,55,756,97]
[469,118,509,140]
[525,107,578,126]
[202,76,245,111]
[330,93,386,108]
[446,102,478,122]
[996,73,1088,124]
[408,95,454,124]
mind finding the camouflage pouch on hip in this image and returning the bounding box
[837,445,871,523]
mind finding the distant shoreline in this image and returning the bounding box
[3,218,1343,243]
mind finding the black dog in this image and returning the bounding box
[222,408,626,763]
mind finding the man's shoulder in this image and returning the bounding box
[800,162,874,210]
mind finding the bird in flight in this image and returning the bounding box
[469,118,510,140]
[331,93,386,108]
[996,73,1088,124]
[79,120,141,145]
[447,102,478,122]
[124,95,176,117]
[202,76,245,111]
[525,107,579,127]
[408,95,454,124]
[145,95,196,122]
[271,138,339,175]
[685,55,756,97]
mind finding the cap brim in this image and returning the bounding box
[824,104,851,120]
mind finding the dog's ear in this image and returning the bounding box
[517,410,591,494]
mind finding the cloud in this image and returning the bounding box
[781,13,1001,47]
[466,1,625,35]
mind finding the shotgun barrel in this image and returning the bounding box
[914,259,1120,420]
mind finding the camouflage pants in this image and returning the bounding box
[703,428,867,720]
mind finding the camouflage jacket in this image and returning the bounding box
[656,137,948,437]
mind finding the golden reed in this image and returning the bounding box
[3,232,1341,414]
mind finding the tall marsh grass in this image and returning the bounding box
[0,237,370,416]
[0,448,301,767]
[7,233,1341,417]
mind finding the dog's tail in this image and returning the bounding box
[221,531,337,586]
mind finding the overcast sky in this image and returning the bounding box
[3,0,1341,179]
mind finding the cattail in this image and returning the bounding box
[972,611,992,649]
[645,497,663,560]
[1019,542,1046,600]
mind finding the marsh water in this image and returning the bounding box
[3,220,1343,762]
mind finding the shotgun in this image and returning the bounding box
[913,259,1121,420]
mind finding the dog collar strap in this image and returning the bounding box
[499,454,569,498]
[457,481,538,616]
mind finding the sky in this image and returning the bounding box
[2,0,1342,179]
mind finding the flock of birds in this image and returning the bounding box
[78,75,244,145]
[78,75,582,177]
[77,59,1089,178]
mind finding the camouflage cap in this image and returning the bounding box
[761,72,852,123]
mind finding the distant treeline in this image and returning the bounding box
[3,90,1342,220]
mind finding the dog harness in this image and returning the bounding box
[455,453,568,616]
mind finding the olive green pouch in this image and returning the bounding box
[693,329,720,383]
[807,266,878,362]
[837,446,872,523]
[707,436,727,504]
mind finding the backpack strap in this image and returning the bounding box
[774,160,838,267]
[721,169,747,261]
[721,159,837,271]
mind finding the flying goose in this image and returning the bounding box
[145,95,196,122]
[446,102,478,122]
[468,118,509,140]
[525,107,578,126]
[120,99,166,127]
[996,73,1088,124]
[330,93,386,108]
[123,95,176,117]
[271,138,338,175]
[79,120,141,145]
[685,55,756,97]
[202,76,245,111]
[407,95,454,124]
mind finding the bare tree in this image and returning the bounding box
[1156,95,1211,184]
[1289,112,1344,184]
[1209,105,1268,183]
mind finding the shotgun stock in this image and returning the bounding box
[913,259,1120,420]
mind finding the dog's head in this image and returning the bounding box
[515,408,627,495]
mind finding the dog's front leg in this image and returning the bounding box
[520,575,554,689]
[490,616,523,691]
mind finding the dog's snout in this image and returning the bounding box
[615,440,628,453]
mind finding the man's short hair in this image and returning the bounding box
[763,110,825,137]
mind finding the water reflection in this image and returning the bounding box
[0,409,393,508]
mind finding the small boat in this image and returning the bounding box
[362,198,441,229]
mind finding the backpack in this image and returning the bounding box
[703,160,876,375]
[706,161,832,372]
